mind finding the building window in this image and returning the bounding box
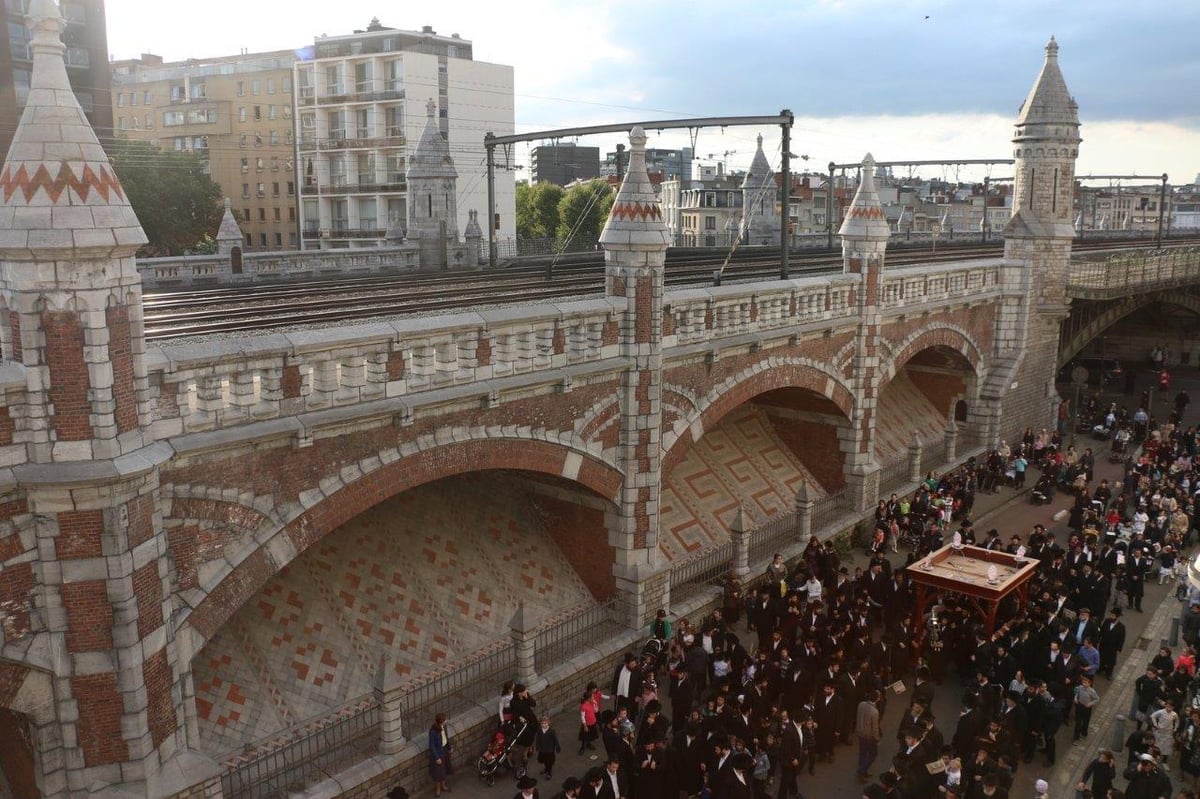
[163,110,184,126]
[256,157,264,171]
[274,208,281,221]
[241,157,249,173]
[269,105,278,120]
[245,233,252,246]
[258,208,266,222]
[238,107,247,123]
[269,130,279,146]
[242,183,250,199]
[236,81,244,96]
[190,82,206,100]
[257,183,266,197]
[289,232,297,246]
[271,157,279,172]
[253,105,262,121]
[117,93,125,107]
[252,79,260,96]
[282,76,292,93]
[275,232,283,247]
[130,91,138,106]
[243,208,250,222]
[287,182,295,197]
[144,114,152,129]
[705,216,716,230]
[117,116,127,130]
[272,181,280,196]
[254,134,263,147]
[240,134,247,148]
[260,233,268,246]
[143,90,151,104]
[288,207,296,221]
[268,78,275,94]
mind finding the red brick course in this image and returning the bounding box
[106,305,138,434]
[534,494,615,599]
[55,509,104,559]
[143,648,176,748]
[41,310,93,441]
[0,562,33,639]
[281,365,302,399]
[0,406,14,446]
[62,580,113,652]
[133,560,164,638]
[72,671,130,766]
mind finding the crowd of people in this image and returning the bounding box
[417,397,1197,799]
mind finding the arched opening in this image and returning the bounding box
[230,246,243,274]
[661,386,851,561]
[0,708,39,799]
[189,469,614,758]
[878,345,978,460]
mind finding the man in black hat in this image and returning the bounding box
[514,774,539,799]
[1098,607,1126,680]
[554,776,582,799]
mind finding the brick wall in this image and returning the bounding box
[0,708,40,799]
[106,304,139,434]
[534,494,615,599]
[40,310,94,441]
[72,671,129,766]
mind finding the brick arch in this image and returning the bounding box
[663,357,854,468]
[179,437,624,652]
[0,660,57,799]
[878,323,984,386]
[1058,289,1200,367]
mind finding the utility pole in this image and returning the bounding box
[485,133,497,268]
[779,109,793,279]
[981,175,990,244]
[1156,173,1169,248]
[826,161,836,250]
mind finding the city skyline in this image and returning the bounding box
[102,1,1200,187]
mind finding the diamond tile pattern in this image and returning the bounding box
[874,372,951,463]
[192,478,591,755]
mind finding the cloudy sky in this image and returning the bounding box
[104,0,1200,186]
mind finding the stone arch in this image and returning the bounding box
[0,662,59,799]
[879,323,984,387]
[1058,290,1200,367]
[663,357,855,467]
[179,435,624,652]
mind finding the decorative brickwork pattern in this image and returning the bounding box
[106,304,138,434]
[40,310,94,441]
[72,672,130,766]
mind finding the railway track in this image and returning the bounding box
[142,236,1197,340]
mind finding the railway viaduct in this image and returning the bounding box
[0,8,1197,798]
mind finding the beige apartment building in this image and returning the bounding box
[110,50,300,251]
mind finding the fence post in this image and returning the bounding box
[944,421,959,463]
[795,482,814,547]
[375,654,406,754]
[510,602,538,686]
[908,433,924,484]
[730,506,751,579]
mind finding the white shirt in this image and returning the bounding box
[617,666,632,698]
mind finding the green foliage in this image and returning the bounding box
[108,138,224,256]
[555,179,614,243]
[515,181,564,239]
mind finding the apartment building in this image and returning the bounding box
[295,20,514,249]
[110,50,299,250]
[1,0,111,160]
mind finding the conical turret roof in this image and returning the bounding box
[1015,37,1079,131]
[216,199,242,243]
[0,0,146,257]
[741,134,773,191]
[838,153,891,241]
[407,99,457,180]
[599,126,671,249]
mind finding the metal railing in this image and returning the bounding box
[878,458,912,494]
[920,440,949,474]
[811,489,849,531]
[533,598,622,674]
[748,510,798,567]
[221,696,379,799]
[669,542,735,602]
[1067,247,1200,299]
[399,639,516,730]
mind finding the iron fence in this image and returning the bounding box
[533,598,623,674]
[748,511,799,567]
[221,696,379,799]
[919,440,948,474]
[399,639,517,730]
[811,489,849,531]
[669,542,735,602]
[878,458,912,495]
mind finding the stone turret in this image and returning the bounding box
[215,197,243,257]
[0,1,209,794]
[464,208,483,265]
[407,98,459,268]
[599,126,671,626]
[741,134,779,245]
[838,154,890,512]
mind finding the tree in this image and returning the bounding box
[515,180,564,240]
[555,179,614,245]
[108,138,224,256]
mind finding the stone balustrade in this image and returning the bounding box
[139,246,427,289]
[880,259,1005,310]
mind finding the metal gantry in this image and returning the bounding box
[483,112,795,273]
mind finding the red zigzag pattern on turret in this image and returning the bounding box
[0,162,126,204]
[609,201,662,222]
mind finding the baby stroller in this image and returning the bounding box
[1029,473,1056,505]
[1108,432,1129,464]
[476,719,528,786]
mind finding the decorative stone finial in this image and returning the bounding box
[837,153,890,242]
[426,98,436,118]
[1046,36,1058,58]
[599,126,670,249]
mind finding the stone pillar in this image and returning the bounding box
[908,434,924,484]
[795,482,815,547]
[600,127,672,629]
[839,153,890,514]
[944,421,959,463]
[375,656,406,755]
[729,506,750,578]
[509,602,538,687]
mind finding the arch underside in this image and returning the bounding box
[1060,289,1200,366]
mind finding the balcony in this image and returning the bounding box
[298,86,315,105]
[299,180,406,197]
[319,135,405,151]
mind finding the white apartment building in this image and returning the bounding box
[294,21,514,249]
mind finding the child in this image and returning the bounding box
[751,738,771,799]
[533,714,561,780]
[1160,546,1178,585]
